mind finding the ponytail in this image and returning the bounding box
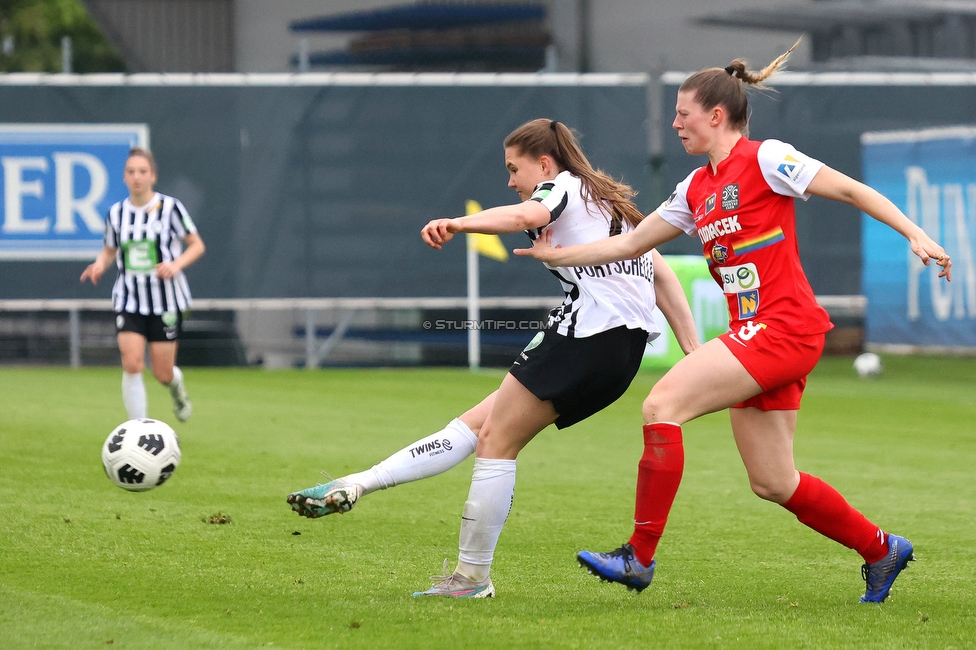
[504,118,644,229]
[680,38,801,133]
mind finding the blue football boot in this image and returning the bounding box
[860,534,915,603]
[577,543,655,593]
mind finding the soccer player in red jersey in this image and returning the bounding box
[515,41,952,603]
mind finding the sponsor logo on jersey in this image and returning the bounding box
[663,190,677,207]
[722,184,739,210]
[705,193,716,215]
[737,289,760,319]
[777,155,805,182]
[122,239,158,272]
[696,215,741,244]
[718,262,761,293]
[717,264,761,321]
[710,242,729,265]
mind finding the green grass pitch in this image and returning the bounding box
[1,355,974,648]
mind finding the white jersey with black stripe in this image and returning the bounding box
[104,192,198,316]
[526,170,660,341]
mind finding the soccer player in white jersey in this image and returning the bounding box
[516,43,952,603]
[81,148,206,422]
[288,118,700,598]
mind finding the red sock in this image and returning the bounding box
[781,472,888,564]
[628,423,684,566]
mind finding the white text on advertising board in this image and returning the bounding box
[905,166,976,321]
[1,153,107,235]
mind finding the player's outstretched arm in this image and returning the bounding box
[457,200,551,234]
[79,246,117,285]
[421,201,551,250]
[651,250,700,355]
[807,166,952,281]
[513,212,683,266]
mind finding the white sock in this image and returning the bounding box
[342,419,478,496]
[166,366,187,399]
[456,457,517,582]
[121,372,147,419]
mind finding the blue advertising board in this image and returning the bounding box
[861,126,976,348]
[0,124,148,259]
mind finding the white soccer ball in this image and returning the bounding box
[853,352,883,378]
[101,418,182,492]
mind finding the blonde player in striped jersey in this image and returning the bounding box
[81,147,206,422]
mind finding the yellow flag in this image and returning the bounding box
[465,200,509,261]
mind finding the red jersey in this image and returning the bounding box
[656,137,832,335]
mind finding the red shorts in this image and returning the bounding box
[718,322,826,411]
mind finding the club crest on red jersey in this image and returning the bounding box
[705,193,716,215]
[711,242,729,264]
[722,184,739,210]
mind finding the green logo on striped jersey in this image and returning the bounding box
[122,240,158,272]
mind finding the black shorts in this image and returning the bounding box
[115,311,182,342]
[509,325,648,429]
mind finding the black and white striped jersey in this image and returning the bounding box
[528,171,660,341]
[104,192,198,316]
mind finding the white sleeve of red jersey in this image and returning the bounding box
[654,168,698,235]
[757,139,825,200]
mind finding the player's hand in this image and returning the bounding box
[155,261,180,279]
[421,218,461,250]
[513,228,558,261]
[80,263,103,285]
[910,235,952,281]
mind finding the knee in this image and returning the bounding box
[475,425,518,460]
[458,413,483,438]
[475,428,498,457]
[641,390,673,424]
[748,477,795,504]
[152,367,174,385]
[121,356,144,374]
